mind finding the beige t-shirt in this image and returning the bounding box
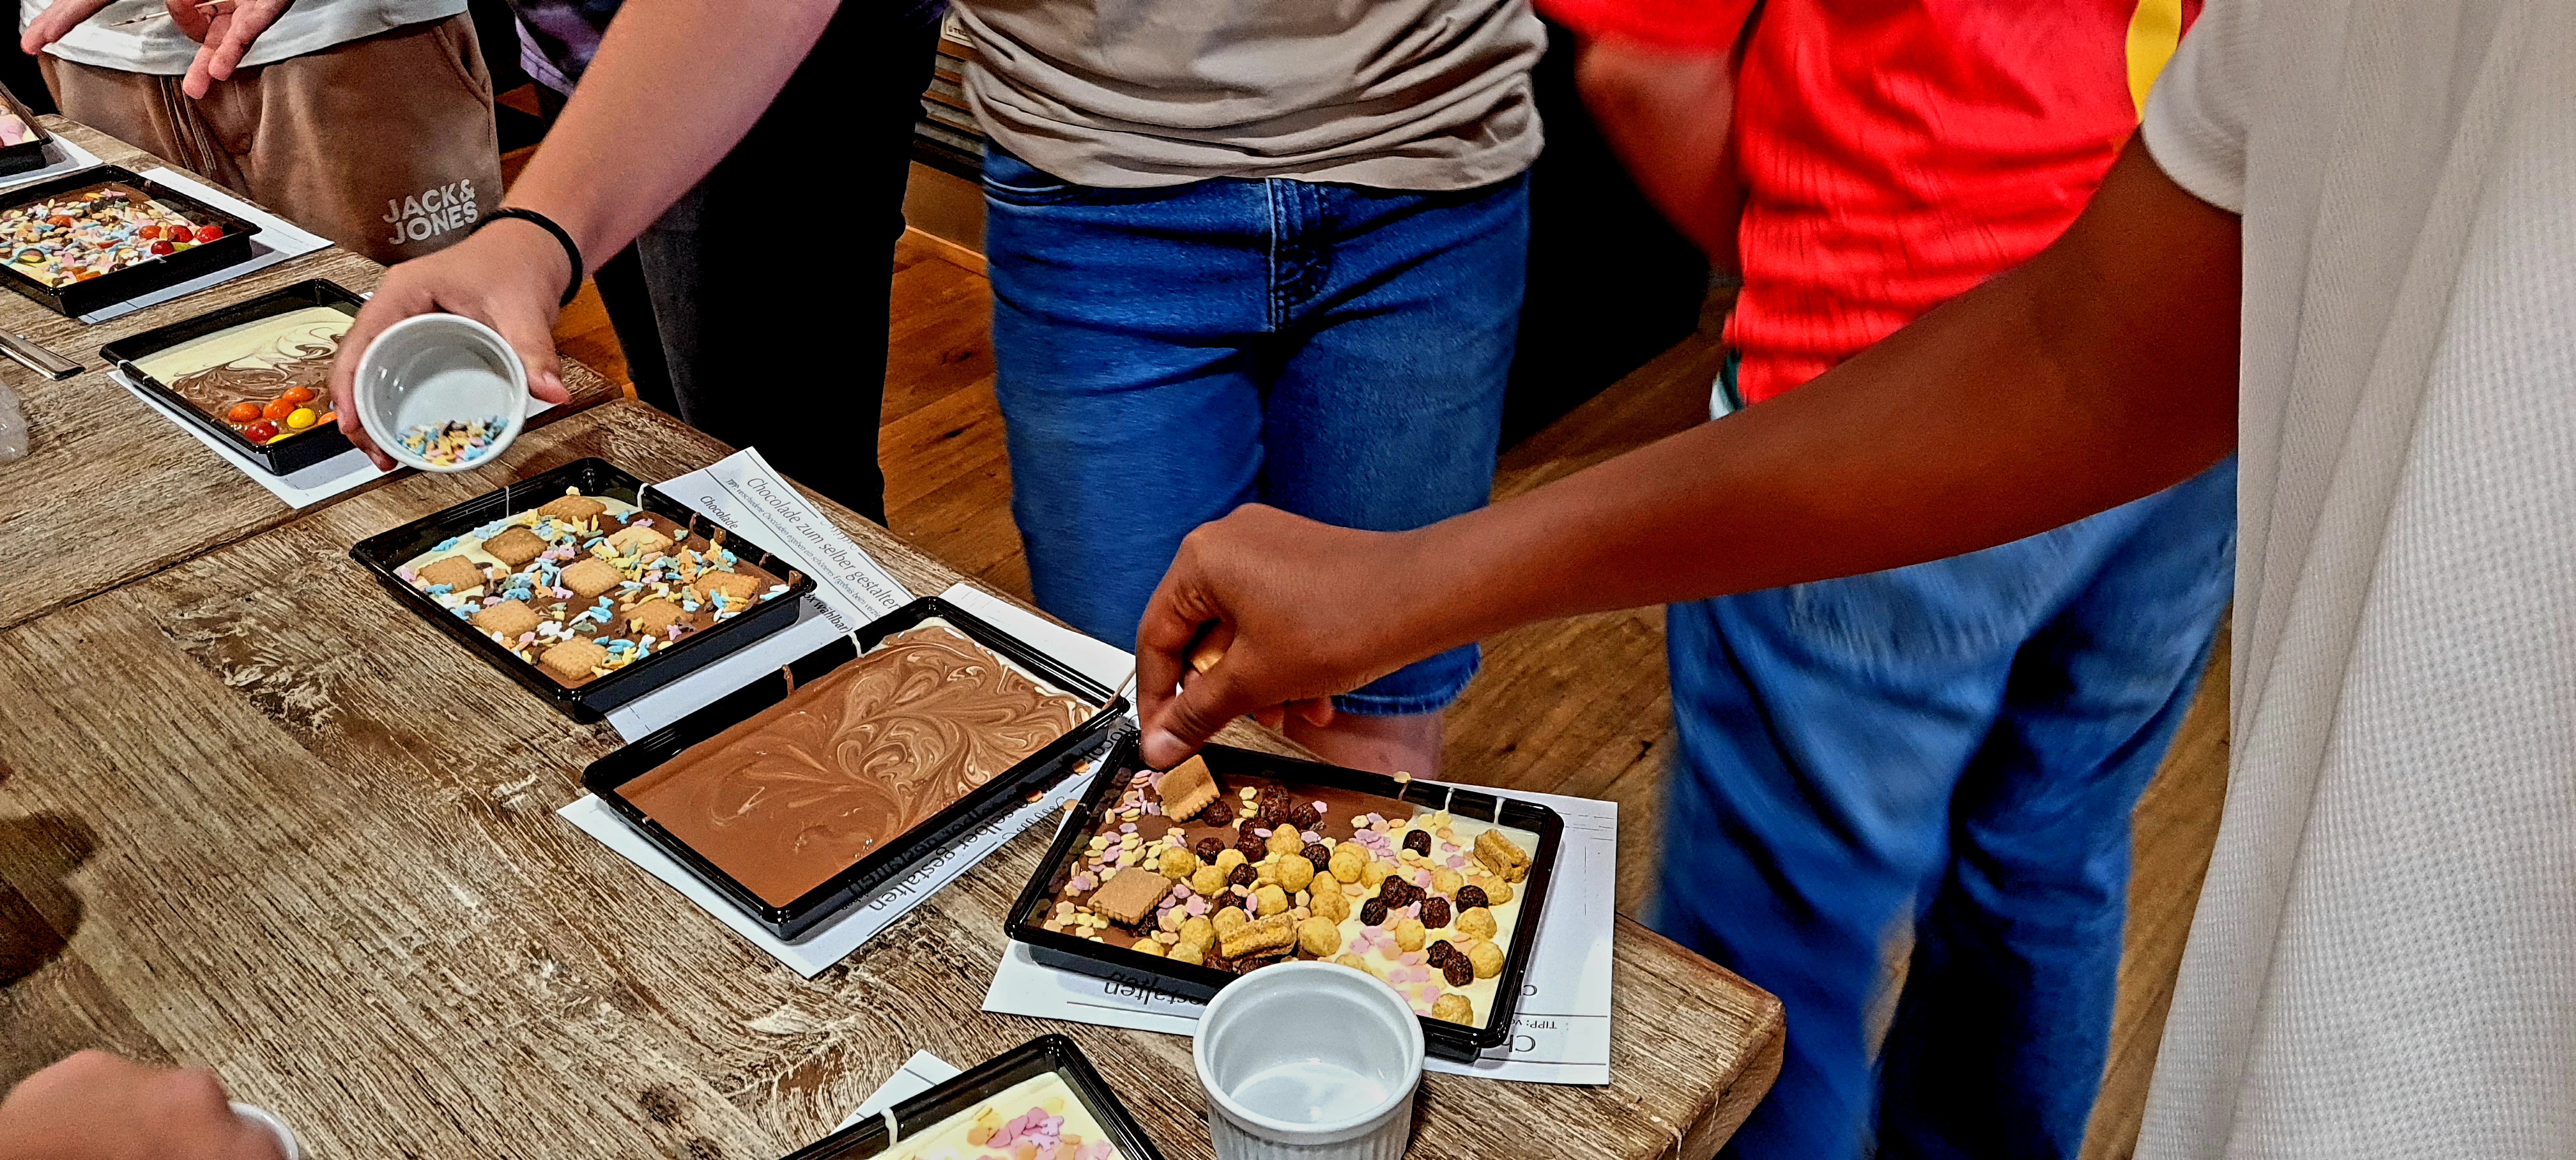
[2138,0,2576,1155]
[951,0,1545,190]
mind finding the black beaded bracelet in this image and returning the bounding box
[473,207,585,307]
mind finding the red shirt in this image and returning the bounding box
[1540,0,2196,403]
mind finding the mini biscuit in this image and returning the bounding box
[604,522,675,558]
[1154,755,1220,820]
[470,599,540,639]
[1218,912,1296,960]
[539,638,609,681]
[415,555,485,593]
[1474,829,1531,882]
[537,494,606,523]
[1467,939,1506,979]
[560,556,624,600]
[627,598,686,637]
[483,526,549,569]
[1430,994,1475,1025]
[1090,867,1174,927]
[693,570,762,606]
[1297,916,1342,958]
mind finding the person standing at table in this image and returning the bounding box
[328,0,1546,777]
[19,0,503,265]
[503,0,942,523]
[1492,1,2233,1156]
[1128,0,2576,1156]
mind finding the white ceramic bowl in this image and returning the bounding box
[1194,961,1425,1160]
[353,312,528,473]
[231,1102,301,1160]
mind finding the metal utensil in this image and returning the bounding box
[0,330,80,379]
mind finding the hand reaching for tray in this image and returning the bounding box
[0,1051,286,1160]
[1135,505,1427,770]
[329,217,575,469]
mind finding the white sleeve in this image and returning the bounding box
[2141,0,2257,214]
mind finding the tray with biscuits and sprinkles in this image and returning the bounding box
[1006,733,1563,1062]
[350,457,816,721]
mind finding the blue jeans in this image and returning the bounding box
[981,149,1526,714]
[1657,450,2238,1159]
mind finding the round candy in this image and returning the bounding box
[243,420,278,442]
[284,408,318,431]
[225,402,261,424]
[136,224,160,240]
[280,386,316,404]
[148,240,173,256]
[194,225,222,242]
[261,397,296,421]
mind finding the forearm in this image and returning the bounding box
[1398,141,2241,654]
[1575,35,1740,261]
[500,0,841,268]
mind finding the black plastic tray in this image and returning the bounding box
[584,595,1128,940]
[781,1034,1168,1160]
[0,164,259,316]
[0,85,55,178]
[100,279,362,475]
[1006,735,1565,1062]
[349,457,817,722]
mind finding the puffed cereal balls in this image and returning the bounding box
[1254,883,1289,917]
[1191,864,1230,897]
[1393,917,1426,952]
[1169,940,1206,966]
[1215,906,1250,937]
[1468,939,1505,979]
[1277,853,1315,892]
[1430,993,1475,1025]
[1360,859,1394,888]
[1457,906,1498,940]
[1297,916,1342,958]
[1216,848,1248,873]
[1309,880,1351,922]
[1160,846,1198,880]
[1330,843,1367,883]
[1179,916,1215,946]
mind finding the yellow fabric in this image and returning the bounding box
[2126,0,2186,118]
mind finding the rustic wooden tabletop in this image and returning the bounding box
[0,121,1782,1159]
[0,118,620,632]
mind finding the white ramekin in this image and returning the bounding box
[1193,961,1426,1160]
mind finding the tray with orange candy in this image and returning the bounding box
[101,279,365,475]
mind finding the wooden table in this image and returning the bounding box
[0,118,620,632]
[0,398,1781,1159]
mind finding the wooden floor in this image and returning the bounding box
[554,232,2230,1160]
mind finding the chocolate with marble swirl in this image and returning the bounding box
[622,620,1091,906]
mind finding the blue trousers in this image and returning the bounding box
[981,149,1527,714]
[1658,455,2237,1159]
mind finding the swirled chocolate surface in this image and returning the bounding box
[623,621,1092,906]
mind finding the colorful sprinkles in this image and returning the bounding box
[399,415,507,468]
